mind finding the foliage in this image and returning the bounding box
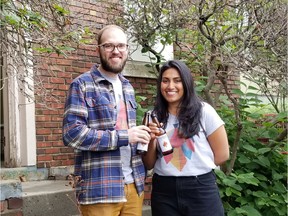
[108,0,288,214]
[1,0,92,54]
[110,0,287,111]
[135,83,156,125]
[136,95,148,125]
[1,0,93,104]
[215,88,287,215]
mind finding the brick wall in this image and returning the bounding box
[35,53,94,169]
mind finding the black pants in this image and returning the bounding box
[151,171,224,216]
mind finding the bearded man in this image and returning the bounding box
[63,25,151,216]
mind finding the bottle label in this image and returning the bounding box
[157,134,173,152]
[137,142,148,152]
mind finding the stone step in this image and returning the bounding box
[21,180,151,216]
[0,167,151,216]
[22,180,79,216]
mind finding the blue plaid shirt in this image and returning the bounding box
[62,65,146,204]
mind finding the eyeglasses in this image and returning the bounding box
[98,43,129,52]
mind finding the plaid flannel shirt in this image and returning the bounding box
[62,65,145,204]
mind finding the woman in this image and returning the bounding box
[143,60,229,216]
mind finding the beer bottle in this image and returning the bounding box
[136,111,150,155]
[151,113,173,156]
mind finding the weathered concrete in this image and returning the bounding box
[22,180,78,216]
[0,180,22,201]
[21,180,151,216]
[0,166,48,181]
[1,167,151,215]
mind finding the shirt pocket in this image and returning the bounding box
[126,100,137,125]
[85,96,116,128]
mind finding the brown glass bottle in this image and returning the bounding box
[151,113,173,156]
[136,111,150,155]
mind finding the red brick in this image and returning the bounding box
[53,155,69,160]
[144,185,152,192]
[43,83,57,89]
[56,59,72,66]
[52,129,62,134]
[144,192,151,200]
[7,198,23,210]
[61,160,74,166]
[50,77,65,84]
[45,148,60,154]
[0,200,7,212]
[145,177,153,183]
[1,209,23,216]
[60,148,74,153]
[58,84,70,91]
[37,155,53,161]
[37,142,52,148]
[50,103,64,109]
[52,142,64,147]
[46,135,60,141]
[36,128,51,135]
[36,116,51,122]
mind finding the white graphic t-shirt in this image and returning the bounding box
[154,102,224,176]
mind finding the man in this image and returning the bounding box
[62,25,151,216]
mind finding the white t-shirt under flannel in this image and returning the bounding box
[101,72,134,184]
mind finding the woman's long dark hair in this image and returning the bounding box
[153,60,203,138]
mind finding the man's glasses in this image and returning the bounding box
[98,43,129,52]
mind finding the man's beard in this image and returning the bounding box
[100,55,127,74]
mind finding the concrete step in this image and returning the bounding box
[0,166,151,215]
[22,180,151,216]
[22,180,79,216]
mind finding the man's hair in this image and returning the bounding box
[97,25,125,45]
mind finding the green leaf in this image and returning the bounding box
[268,128,279,138]
[33,47,53,53]
[252,190,268,198]
[232,89,244,96]
[276,111,287,120]
[59,46,75,51]
[229,187,242,196]
[255,197,269,206]
[136,95,146,103]
[234,207,249,214]
[272,181,286,193]
[238,155,251,164]
[254,173,268,181]
[272,170,284,181]
[258,148,271,154]
[225,187,232,196]
[247,86,259,91]
[53,4,70,15]
[246,92,259,97]
[242,144,258,153]
[237,173,260,186]
[254,155,270,167]
[241,205,262,216]
[270,194,285,204]
[222,178,237,187]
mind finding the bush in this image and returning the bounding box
[216,99,287,215]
